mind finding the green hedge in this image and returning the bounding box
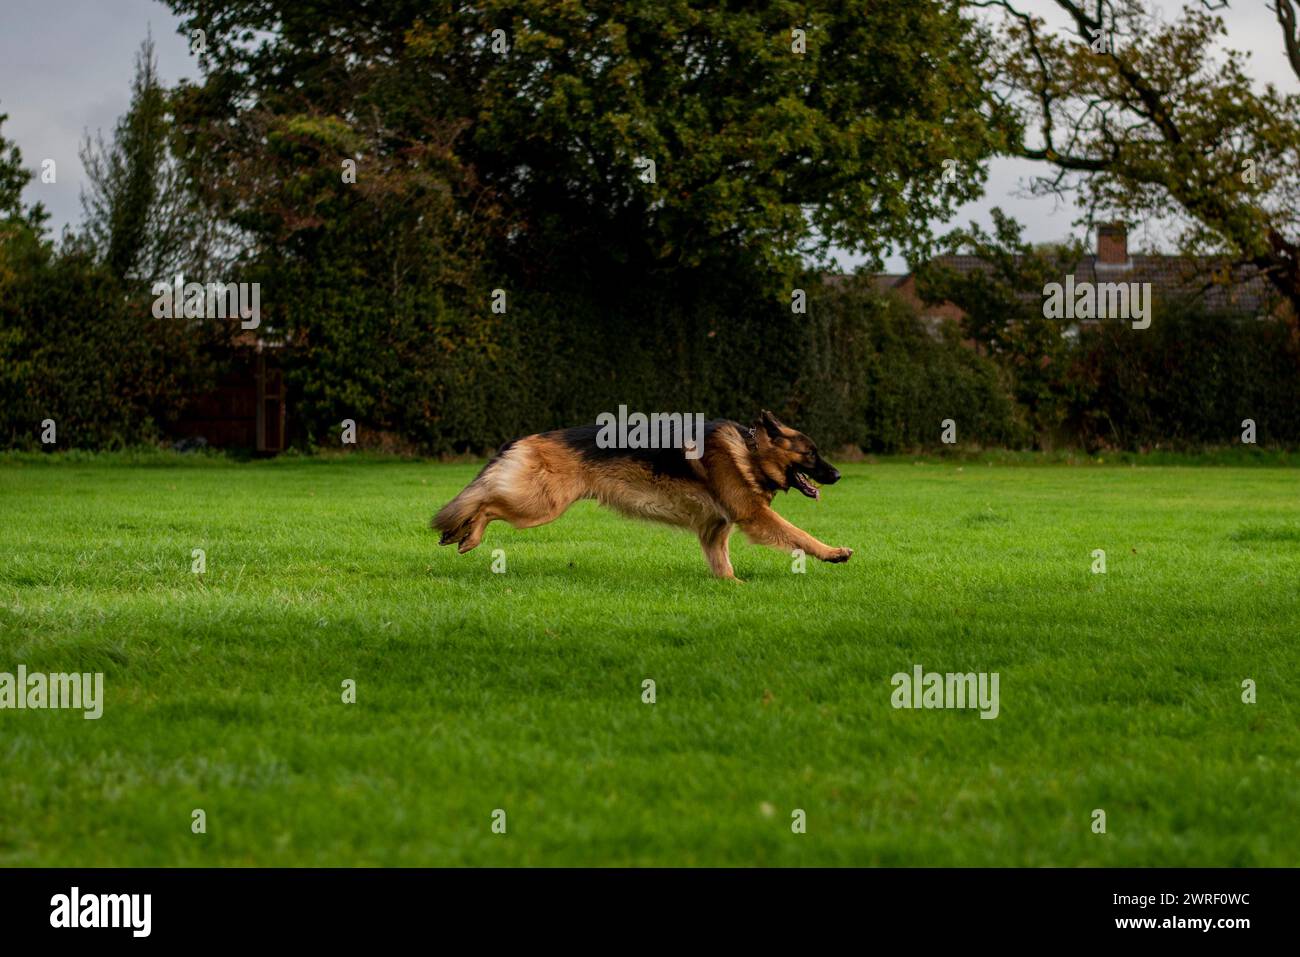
[795,279,1025,450]
[0,239,226,450]
[270,267,1021,454]
[1067,303,1300,449]
[3,246,1296,454]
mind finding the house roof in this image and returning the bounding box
[923,253,1281,317]
[868,273,909,293]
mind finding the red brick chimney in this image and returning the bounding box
[1097,223,1128,265]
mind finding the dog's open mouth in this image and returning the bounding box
[792,472,820,499]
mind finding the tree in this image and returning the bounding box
[915,208,1085,440]
[157,1,1016,449]
[0,108,48,239]
[974,0,1300,319]
[79,33,215,283]
[2,85,227,451]
[0,110,51,446]
[165,0,1011,282]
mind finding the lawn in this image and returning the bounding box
[0,452,1296,866]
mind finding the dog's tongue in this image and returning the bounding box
[794,473,820,499]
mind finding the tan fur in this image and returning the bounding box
[433,415,852,578]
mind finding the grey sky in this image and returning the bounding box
[2,1,1296,271]
[1,0,195,238]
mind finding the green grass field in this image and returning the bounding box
[0,452,1296,866]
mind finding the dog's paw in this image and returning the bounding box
[825,547,853,563]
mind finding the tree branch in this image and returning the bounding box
[1277,0,1300,83]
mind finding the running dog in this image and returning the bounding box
[433,411,852,579]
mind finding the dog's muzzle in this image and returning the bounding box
[791,463,840,499]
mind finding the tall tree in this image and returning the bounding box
[975,0,1300,318]
[159,1,1015,448]
[166,0,1011,281]
[79,34,186,282]
[0,108,48,239]
[0,110,50,447]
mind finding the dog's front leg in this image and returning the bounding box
[738,508,853,564]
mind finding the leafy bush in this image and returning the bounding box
[1067,303,1300,449]
[796,278,1025,451]
[274,267,1019,454]
[0,240,227,450]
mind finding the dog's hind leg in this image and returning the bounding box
[447,494,564,555]
[463,473,583,552]
[435,436,589,555]
[698,519,738,580]
[449,493,570,554]
[494,486,580,531]
[455,508,493,553]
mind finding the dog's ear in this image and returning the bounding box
[758,409,785,438]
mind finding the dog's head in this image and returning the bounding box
[749,410,841,499]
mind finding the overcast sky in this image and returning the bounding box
[2,0,1296,272]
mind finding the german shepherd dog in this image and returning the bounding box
[433,411,852,579]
